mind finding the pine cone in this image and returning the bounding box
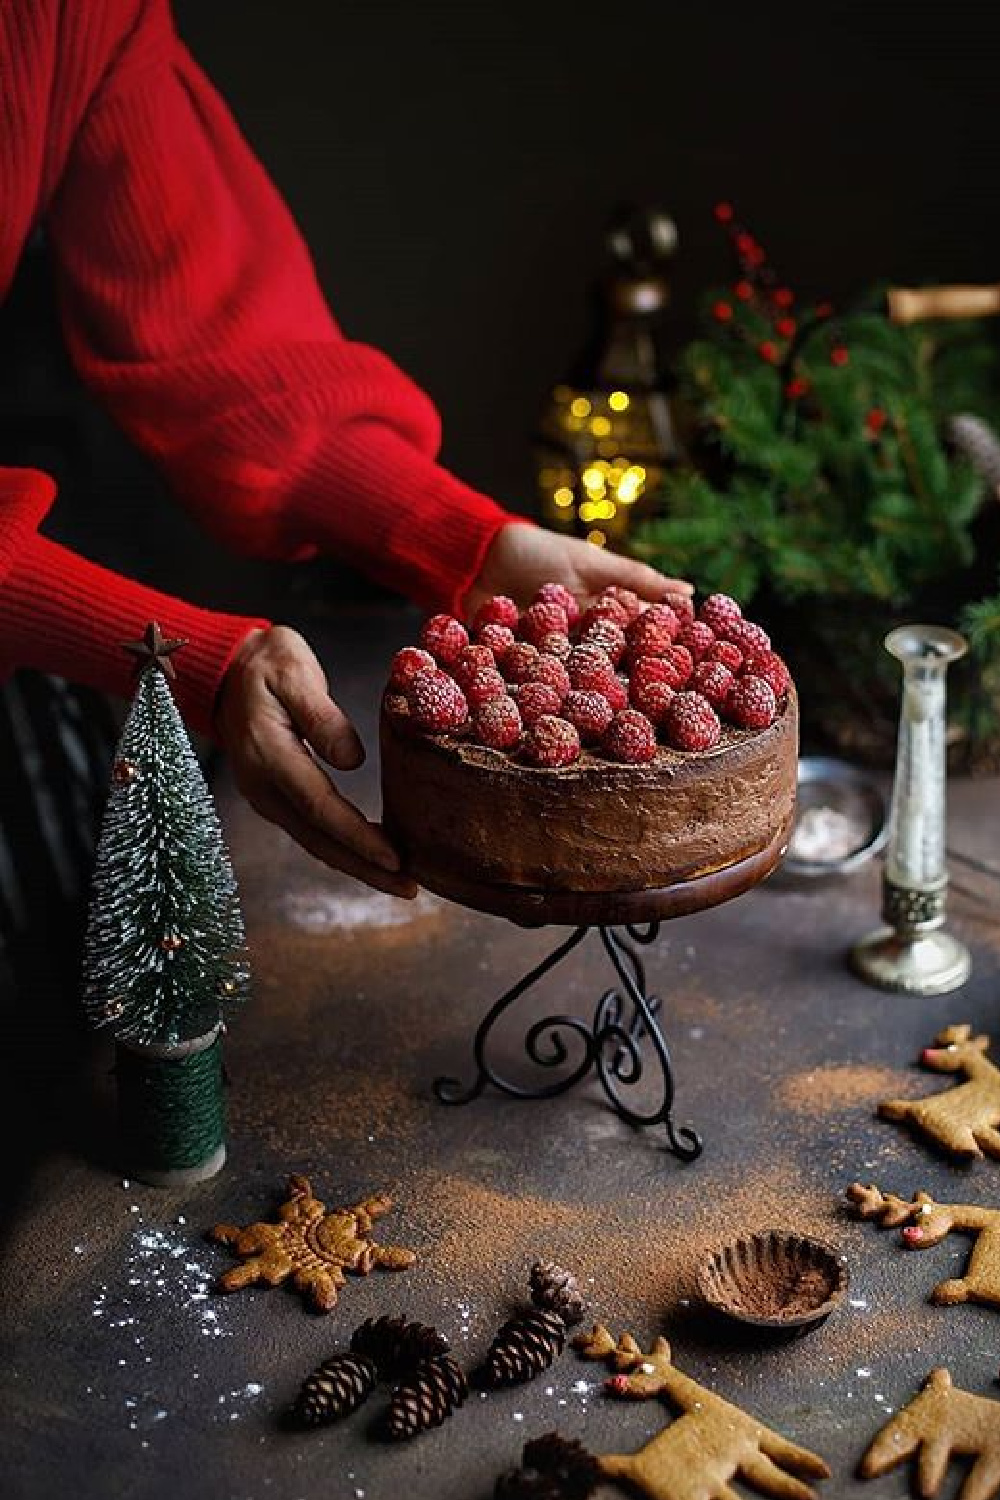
[529,1261,585,1326]
[290,1351,378,1427]
[381,1353,468,1440]
[350,1315,449,1379]
[948,413,1000,489]
[495,1432,600,1500]
[481,1308,566,1387]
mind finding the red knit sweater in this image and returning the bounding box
[0,1,516,733]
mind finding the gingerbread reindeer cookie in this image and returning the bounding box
[210,1175,415,1312]
[848,1183,1000,1311]
[573,1324,830,1500]
[879,1024,1000,1160]
[860,1368,1000,1500]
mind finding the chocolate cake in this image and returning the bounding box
[379,584,798,924]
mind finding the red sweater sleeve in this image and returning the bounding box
[45,0,519,614]
[0,467,269,738]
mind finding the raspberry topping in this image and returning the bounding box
[537,631,571,660]
[527,654,571,700]
[465,667,509,709]
[664,690,721,752]
[727,618,772,657]
[453,643,496,687]
[626,603,681,657]
[534,582,581,628]
[474,622,517,664]
[562,689,615,744]
[728,674,778,729]
[698,593,742,636]
[517,681,564,728]
[472,594,519,632]
[567,644,619,695]
[473,696,523,750]
[664,590,695,623]
[581,597,630,632]
[389,646,437,692]
[580,618,627,665]
[522,600,571,645]
[603,709,658,764]
[409,668,469,732]
[420,613,469,667]
[677,620,716,661]
[599,585,643,622]
[523,714,582,768]
[690,660,736,712]
[705,639,744,673]
[628,677,675,725]
[744,649,791,697]
[504,641,541,684]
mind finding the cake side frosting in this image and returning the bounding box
[381,690,798,896]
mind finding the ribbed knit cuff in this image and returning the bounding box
[287,423,530,616]
[0,534,270,739]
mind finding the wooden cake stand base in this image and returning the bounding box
[432,816,793,1162]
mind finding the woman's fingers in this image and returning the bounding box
[585,547,693,600]
[270,650,365,771]
[244,781,418,899]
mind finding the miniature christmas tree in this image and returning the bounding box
[82,623,249,1183]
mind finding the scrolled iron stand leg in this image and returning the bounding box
[434,920,703,1162]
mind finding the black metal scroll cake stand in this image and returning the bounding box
[427,819,792,1164]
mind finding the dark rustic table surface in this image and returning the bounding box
[4,604,999,1500]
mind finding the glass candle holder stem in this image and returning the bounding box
[850,624,970,996]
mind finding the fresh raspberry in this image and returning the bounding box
[629,655,674,691]
[522,600,571,645]
[580,597,630,632]
[523,714,581,768]
[383,692,410,718]
[538,630,571,660]
[473,695,523,750]
[534,582,581,628]
[728,674,778,729]
[626,603,680,657]
[504,641,541,684]
[517,682,564,728]
[567,644,619,693]
[605,675,629,712]
[690,660,736,712]
[562,690,614,745]
[744,648,791,697]
[580,618,627,665]
[664,691,721,752]
[465,668,508,709]
[728,618,772,657]
[599,585,643,622]
[527,655,571,700]
[628,677,675,726]
[698,593,742,636]
[705,639,744,673]
[664,590,695,623]
[472,594,519,632]
[677,620,716,661]
[603,709,657,764]
[420,613,469,667]
[453,643,496,687]
[389,646,437,692]
[475,622,516,665]
[409,669,469,732]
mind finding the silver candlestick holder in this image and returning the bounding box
[850,624,971,996]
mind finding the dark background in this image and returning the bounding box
[3,0,1000,617]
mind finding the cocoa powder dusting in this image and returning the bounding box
[776,1064,920,1116]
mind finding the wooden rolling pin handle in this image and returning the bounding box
[888,284,1000,324]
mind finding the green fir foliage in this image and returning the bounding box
[636,282,1000,738]
[82,667,249,1045]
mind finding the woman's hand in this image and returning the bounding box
[466,523,692,615]
[216,626,417,899]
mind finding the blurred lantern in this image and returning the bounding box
[535,206,684,547]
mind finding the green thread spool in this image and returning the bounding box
[116,1026,226,1186]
